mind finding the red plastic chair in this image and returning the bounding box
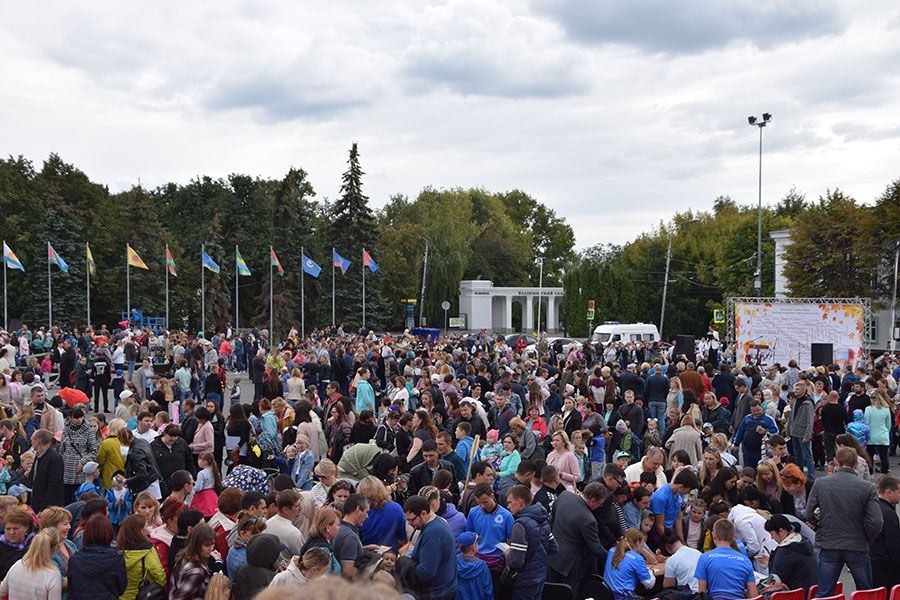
[890,585,900,600]
[772,590,806,600]
[809,582,844,600]
[745,596,763,600]
[850,588,886,600]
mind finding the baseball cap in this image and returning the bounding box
[430,374,441,383]
[8,484,30,497]
[82,461,100,475]
[457,531,477,548]
[119,390,133,401]
[614,450,630,460]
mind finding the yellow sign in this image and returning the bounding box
[713,309,725,324]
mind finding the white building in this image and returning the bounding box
[458,280,564,333]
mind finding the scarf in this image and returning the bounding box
[777,531,802,548]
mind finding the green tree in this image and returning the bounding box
[783,189,879,298]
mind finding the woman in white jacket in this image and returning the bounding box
[0,528,62,600]
[269,547,330,588]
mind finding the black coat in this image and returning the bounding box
[27,446,64,512]
[769,537,818,591]
[870,497,900,585]
[151,436,195,495]
[407,459,456,497]
[124,438,162,494]
[67,544,127,600]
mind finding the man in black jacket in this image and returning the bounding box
[701,394,731,434]
[871,475,900,589]
[407,440,456,496]
[58,340,76,389]
[645,364,671,434]
[151,424,196,498]
[26,429,64,512]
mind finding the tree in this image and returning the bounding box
[783,189,879,298]
[329,143,384,328]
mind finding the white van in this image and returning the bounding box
[591,322,660,344]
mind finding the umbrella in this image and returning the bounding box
[59,387,89,408]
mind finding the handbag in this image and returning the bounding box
[135,552,166,600]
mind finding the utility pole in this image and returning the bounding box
[418,239,429,326]
[660,233,673,338]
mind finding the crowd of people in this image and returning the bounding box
[0,322,899,600]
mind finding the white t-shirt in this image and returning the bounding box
[624,461,667,487]
[664,545,702,592]
[133,428,159,443]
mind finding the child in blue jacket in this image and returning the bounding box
[106,470,133,530]
[455,531,493,600]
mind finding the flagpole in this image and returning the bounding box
[2,244,6,332]
[301,247,305,340]
[201,243,206,338]
[164,245,169,330]
[269,246,273,348]
[86,243,91,328]
[332,248,336,327]
[362,254,366,330]
[47,242,52,329]
[234,245,239,334]
[126,244,131,326]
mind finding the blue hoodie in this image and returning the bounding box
[456,554,493,600]
[847,409,870,447]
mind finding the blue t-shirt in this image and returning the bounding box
[466,504,513,557]
[694,546,755,600]
[604,549,653,597]
[359,501,408,549]
[650,484,682,528]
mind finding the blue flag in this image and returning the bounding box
[202,250,220,273]
[301,254,321,278]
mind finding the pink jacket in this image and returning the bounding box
[547,450,581,491]
[190,421,214,455]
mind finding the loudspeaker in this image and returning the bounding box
[675,335,696,358]
[810,343,833,366]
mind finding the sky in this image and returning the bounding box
[1,0,899,249]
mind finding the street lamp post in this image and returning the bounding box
[536,257,544,337]
[660,232,673,339]
[748,113,772,296]
[891,240,899,352]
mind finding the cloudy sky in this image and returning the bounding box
[2,0,899,248]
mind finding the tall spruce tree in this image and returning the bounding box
[329,143,387,329]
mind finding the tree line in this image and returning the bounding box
[562,182,899,339]
[0,146,576,333]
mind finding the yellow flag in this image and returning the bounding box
[127,245,149,270]
[86,243,96,275]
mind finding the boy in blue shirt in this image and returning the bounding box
[650,468,700,544]
[466,483,513,570]
[73,461,102,499]
[455,421,479,476]
[455,531,493,600]
[695,519,757,600]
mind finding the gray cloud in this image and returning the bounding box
[203,74,368,122]
[533,0,847,53]
[833,122,900,142]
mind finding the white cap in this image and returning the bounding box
[119,390,134,400]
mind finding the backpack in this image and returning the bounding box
[757,574,789,600]
[135,553,166,600]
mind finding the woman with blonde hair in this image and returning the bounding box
[95,418,127,490]
[0,527,62,599]
[546,430,581,491]
[603,528,656,599]
[287,368,306,402]
[864,388,893,474]
[698,448,724,487]
[357,476,406,548]
[269,547,331,588]
[755,459,783,498]
[39,507,76,591]
[297,507,342,575]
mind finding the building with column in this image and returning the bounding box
[458,280,564,333]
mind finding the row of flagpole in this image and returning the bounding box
[2,241,379,338]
